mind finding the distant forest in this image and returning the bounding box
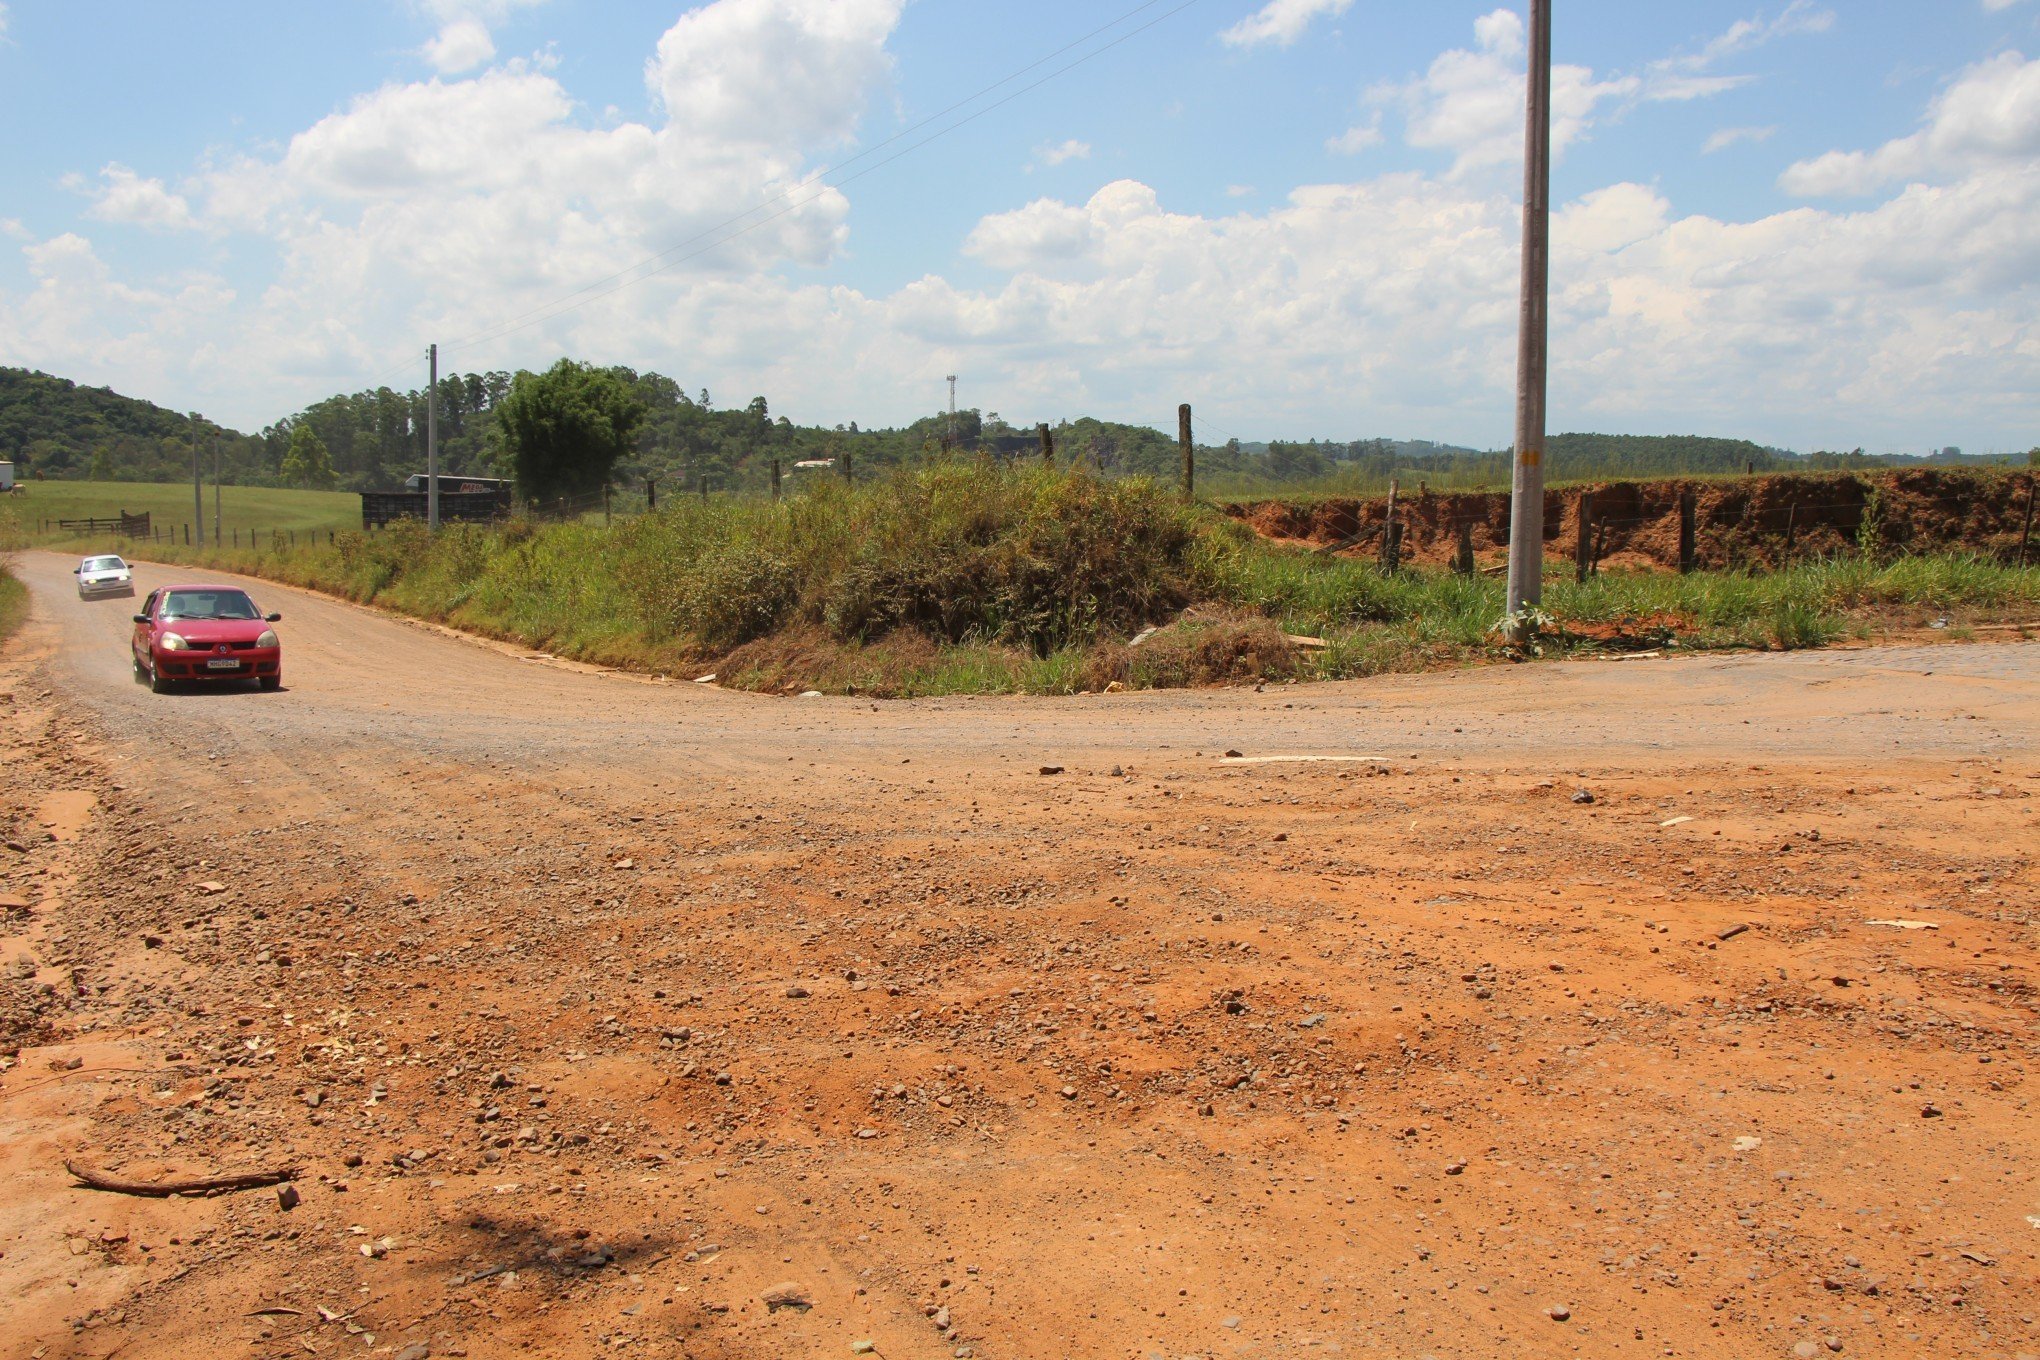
[1,365,2026,500]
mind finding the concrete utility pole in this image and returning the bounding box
[427,344,441,531]
[946,375,958,450]
[1503,0,1553,625]
[190,413,205,548]
[213,436,222,545]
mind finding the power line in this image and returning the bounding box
[441,0,1204,357]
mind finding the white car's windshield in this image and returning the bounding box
[84,556,125,572]
[162,590,259,621]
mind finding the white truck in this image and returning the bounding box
[0,461,15,492]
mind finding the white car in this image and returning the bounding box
[75,554,135,599]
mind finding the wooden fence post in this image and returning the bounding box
[1678,488,1697,574]
[843,452,854,485]
[2019,478,2035,566]
[1039,422,1053,468]
[647,476,657,512]
[1574,490,1594,584]
[1381,479,1400,573]
[1178,404,1194,502]
[1453,519,1475,575]
[772,459,782,501]
[1591,519,1606,577]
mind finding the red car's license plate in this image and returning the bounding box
[206,658,242,670]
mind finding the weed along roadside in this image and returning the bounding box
[31,461,2040,696]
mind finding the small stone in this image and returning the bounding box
[1059,1085,1078,1100]
[1221,1317,1242,1330]
[394,1345,431,1360]
[277,1184,301,1211]
[851,1343,877,1355]
[786,985,811,999]
[613,858,635,871]
[854,1128,878,1140]
[1920,1104,1943,1118]
[1794,1343,1821,1359]
[932,1305,951,1332]
[1824,1339,1844,1354]
[1223,749,1243,759]
[1038,766,1064,776]
[1546,1305,1571,1322]
[196,881,226,895]
[1571,789,1595,805]
[1444,1159,1467,1176]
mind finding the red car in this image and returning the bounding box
[132,584,283,693]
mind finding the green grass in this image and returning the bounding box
[0,562,26,648]
[0,480,359,551]
[46,461,2038,696]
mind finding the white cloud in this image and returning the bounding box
[412,0,547,73]
[1674,1,1835,70]
[1031,139,1092,170]
[0,3,10,43]
[1224,185,1256,199]
[423,18,495,74]
[1372,11,1640,178]
[1325,117,1382,155]
[1781,50,2040,194]
[1642,3,1832,102]
[648,0,902,150]
[1983,0,2030,10]
[76,164,197,230]
[1220,0,1353,50]
[1703,125,1777,154]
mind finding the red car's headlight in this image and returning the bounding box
[160,633,190,651]
[256,630,279,649]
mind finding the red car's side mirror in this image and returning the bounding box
[265,612,282,622]
[132,614,148,624]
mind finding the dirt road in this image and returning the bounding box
[2,549,2035,1360]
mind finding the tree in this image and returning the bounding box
[496,359,647,506]
[280,423,337,489]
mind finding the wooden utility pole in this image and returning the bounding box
[190,413,205,548]
[1574,489,1594,583]
[1178,404,1194,501]
[771,459,782,500]
[2019,478,2034,566]
[1502,0,1553,624]
[1039,422,1053,467]
[647,476,657,512]
[842,452,854,485]
[427,344,440,531]
[212,435,222,547]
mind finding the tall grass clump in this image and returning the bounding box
[612,460,1204,655]
[0,560,27,646]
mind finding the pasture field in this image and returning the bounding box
[0,480,359,549]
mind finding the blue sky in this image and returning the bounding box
[2,0,2036,454]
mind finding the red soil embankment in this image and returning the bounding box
[1223,468,2038,571]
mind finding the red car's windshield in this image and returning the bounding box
[161,590,260,621]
